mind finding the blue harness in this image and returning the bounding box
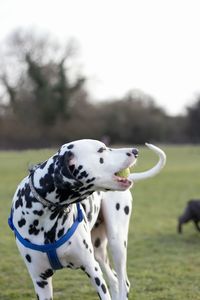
[8,203,83,270]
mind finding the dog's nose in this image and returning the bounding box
[132,148,139,157]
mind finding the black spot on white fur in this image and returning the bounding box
[25,254,32,263]
[95,277,101,286]
[101,283,107,294]
[58,228,64,238]
[97,147,106,153]
[83,239,89,249]
[18,218,26,227]
[99,158,104,164]
[36,280,48,288]
[33,210,44,216]
[67,144,74,149]
[116,203,120,210]
[124,206,130,215]
[40,269,54,280]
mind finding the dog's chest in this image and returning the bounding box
[12,176,102,243]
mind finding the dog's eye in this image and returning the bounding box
[97,147,106,153]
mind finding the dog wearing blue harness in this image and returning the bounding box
[9,139,139,300]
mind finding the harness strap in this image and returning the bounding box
[8,203,83,270]
[47,249,63,270]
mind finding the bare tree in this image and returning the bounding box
[0,29,86,125]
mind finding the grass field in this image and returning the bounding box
[0,145,200,300]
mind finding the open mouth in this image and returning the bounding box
[114,167,132,188]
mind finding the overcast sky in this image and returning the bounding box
[1,0,200,115]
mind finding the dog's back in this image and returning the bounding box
[178,199,200,233]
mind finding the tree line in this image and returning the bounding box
[0,30,199,149]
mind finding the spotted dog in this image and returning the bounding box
[9,139,139,300]
[89,143,166,300]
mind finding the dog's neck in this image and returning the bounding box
[31,156,94,207]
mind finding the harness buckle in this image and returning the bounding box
[63,206,71,214]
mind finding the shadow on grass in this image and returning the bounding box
[153,230,200,249]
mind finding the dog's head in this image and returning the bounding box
[53,139,138,193]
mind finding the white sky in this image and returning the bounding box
[1,0,200,115]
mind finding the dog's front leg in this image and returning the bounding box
[32,275,53,300]
[73,225,111,300]
[16,243,54,300]
[81,258,111,300]
[27,263,53,300]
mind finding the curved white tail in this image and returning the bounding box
[128,143,166,182]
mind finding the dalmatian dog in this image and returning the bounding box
[9,139,166,300]
[90,143,166,299]
[9,139,138,300]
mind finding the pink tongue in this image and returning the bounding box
[118,178,127,182]
[117,177,131,187]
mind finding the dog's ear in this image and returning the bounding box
[54,151,82,189]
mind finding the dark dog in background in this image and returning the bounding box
[178,199,200,233]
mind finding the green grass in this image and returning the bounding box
[1,145,200,299]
